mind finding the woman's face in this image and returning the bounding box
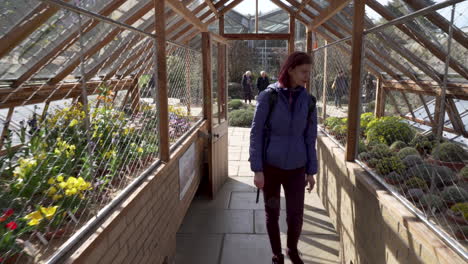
[288,64,311,87]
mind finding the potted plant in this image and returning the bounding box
[428,142,468,171]
[441,186,468,207]
[418,194,445,212]
[406,164,458,189]
[390,141,407,152]
[402,155,424,168]
[383,172,406,185]
[446,203,468,225]
[459,166,468,182]
[397,147,420,160]
[409,133,439,156]
[375,156,406,177]
[366,116,415,146]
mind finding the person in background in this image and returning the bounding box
[257,71,270,94]
[331,70,348,108]
[249,52,317,264]
[242,71,254,104]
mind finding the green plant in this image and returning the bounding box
[368,158,379,168]
[366,116,415,145]
[369,144,393,159]
[358,152,372,162]
[360,112,375,134]
[406,164,457,186]
[383,171,405,184]
[410,133,439,155]
[228,99,244,110]
[431,142,468,163]
[402,155,424,168]
[441,186,468,204]
[229,108,254,127]
[390,141,407,152]
[324,117,343,129]
[451,203,468,220]
[419,194,445,211]
[397,147,420,160]
[358,140,367,154]
[404,177,428,190]
[461,166,468,180]
[375,156,406,176]
[433,166,459,186]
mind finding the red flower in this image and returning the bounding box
[5,221,17,230]
[0,209,14,222]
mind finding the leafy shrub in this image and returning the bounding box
[360,112,375,134]
[406,188,425,201]
[433,166,458,186]
[460,166,468,180]
[228,82,243,99]
[358,140,367,154]
[397,147,420,160]
[390,141,407,152]
[407,164,457,186]
[358,152,372,162]
[384,171,405,183]
[376,156,406,176]
[366,116,415,145]
[368,158,379,168]
[441,186,468,204]
[410,133,439,155]
[451,203,468,220]
[402,155,424,168]
[432,142,468,163]
[369,144,393,159]
[404,177,428,190]
[228,99,244,110]
[324,117,342,129]
[419,194,445,211]
[229,109,254,127]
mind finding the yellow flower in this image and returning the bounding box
[52,194,63,201]
[24,211,42,226]
[58,182,67,189]
[48,178,56,185]
[137,147,143,153]
[69,119,79,127]
[40,206,58,220]
[65,188,77,196]
[57,175,64,182]
[47,186,58,196]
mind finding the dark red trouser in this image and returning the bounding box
[263,163,306,255]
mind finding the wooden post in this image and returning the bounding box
[433,97,443,134]
[345,0,366,162]
[185,49,192,116]
[321,40,328,122]
[0,107,14,150]
[219,14,225,35]
[202,32,213,128]
[129,78,141,115]
[306,27,313,94]
[374,76,385,117]
[155,0,169,162]
[289,15,295,54]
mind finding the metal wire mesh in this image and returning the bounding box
[0,1,202,262]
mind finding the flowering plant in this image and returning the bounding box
[0,209,24,259]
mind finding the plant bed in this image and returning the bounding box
[427,157,466,172]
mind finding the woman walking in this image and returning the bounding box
[249,52,318,264]
[242,71,254,104]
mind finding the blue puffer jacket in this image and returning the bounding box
[249,82,318,175]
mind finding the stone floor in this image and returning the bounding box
[176,127,341,264]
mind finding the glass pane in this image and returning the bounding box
[212,42,219,125]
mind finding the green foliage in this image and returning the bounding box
[358,152,372,162]
[419,194,445,211]
[441,186,468,204]
[228,99,244,110]
[432,142,468,163]
[358,140,367,154]
[368,158,379,168]
[404,177,428,190]
[402,155,424,168]
[368,144,393,159]
[451,203,468,220]
[390,141,407,152]
[366,116,415,145]
[228,82,243,99]
[376,156,406,176]
[406,164,457,186]
[229,108,254,127]
[461,166,468,179]
[397,147,420,160]
[383,172,405,184]
[324,117,343,129]
[409,133,439,155]
[360,112,375,134]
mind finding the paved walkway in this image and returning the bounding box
[176,127,341,264]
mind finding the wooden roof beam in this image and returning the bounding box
[294,0,312,17]
[220,0,244,15]
[205,0,220,18]
[269,0,310,25]
[166,0,208,31]
[310,0,351,29]
[403,0,468,50]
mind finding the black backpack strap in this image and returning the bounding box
[307,94,317,122]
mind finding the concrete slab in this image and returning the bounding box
[178,209,254,234]
[229,192,286,210]
[175,234,223,264]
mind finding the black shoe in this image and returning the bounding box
[287,249,304,264]
[272,254,284,264]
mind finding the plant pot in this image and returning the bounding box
[427,157,465,172]
[446,209,468,225]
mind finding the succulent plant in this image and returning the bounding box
[441,186,468,204]
[358,152,372,162]
[460,166,468,180]
[376,156,406,176]
[419,194,445,211]
[406,188,425,201]
[368,158,379,168]
[451,203,468,220]
[405,177,429,190]
[369,144,393,159]
[406,164,457,186]
[402,155,424,168]
[390,141,407,152]
[358,140,367,154]
[383,171,405,184]
[410,133,439,155]
[431,142,468,163]
[397,147,420,160]
[366,116,415,145]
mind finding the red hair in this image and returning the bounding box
[278,51,312,88]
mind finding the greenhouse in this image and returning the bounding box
[0,0,467,263]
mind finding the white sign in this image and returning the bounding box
[179,142,196,200]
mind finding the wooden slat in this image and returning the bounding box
[270,0,311,25]
[220,0,244,15]
[219,14,225,35]
[367,0,468,80]
[306,28,313,93]
[321,40,328,121]
[433,97,442,134]
[345,0,365,162]
[155,0,169,162]
[0,107,14,150]
[202,32,214,197]
[400,91,416,119]
[205,0,219,18]
[403,0,468,50]
[402,115,457,135]
[289,15,295,53]
[418,95,434,124]
[311,0,351,29]
[445,98,468,137]
[374,76,386,117]
[222,33,291,40]
[177,28,200,44]
[166,0,208,32]
[295,0,312,16]
[211,33,229,45]
[386,89,404,116]
[382,80,468,99]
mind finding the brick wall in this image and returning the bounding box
[316,134,465,264]
[65,126,207,264]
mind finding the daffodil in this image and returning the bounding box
[24,206,58,226]
[40,206,58,220]
[48,178,56,185]
[47,186,57,195]
[69,119,79,127]
[57,175,64,182]
[52,194,63,201]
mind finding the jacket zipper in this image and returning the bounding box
[284,90,294,168]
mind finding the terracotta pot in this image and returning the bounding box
[427,157,465,172]
[446,209,468,225]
